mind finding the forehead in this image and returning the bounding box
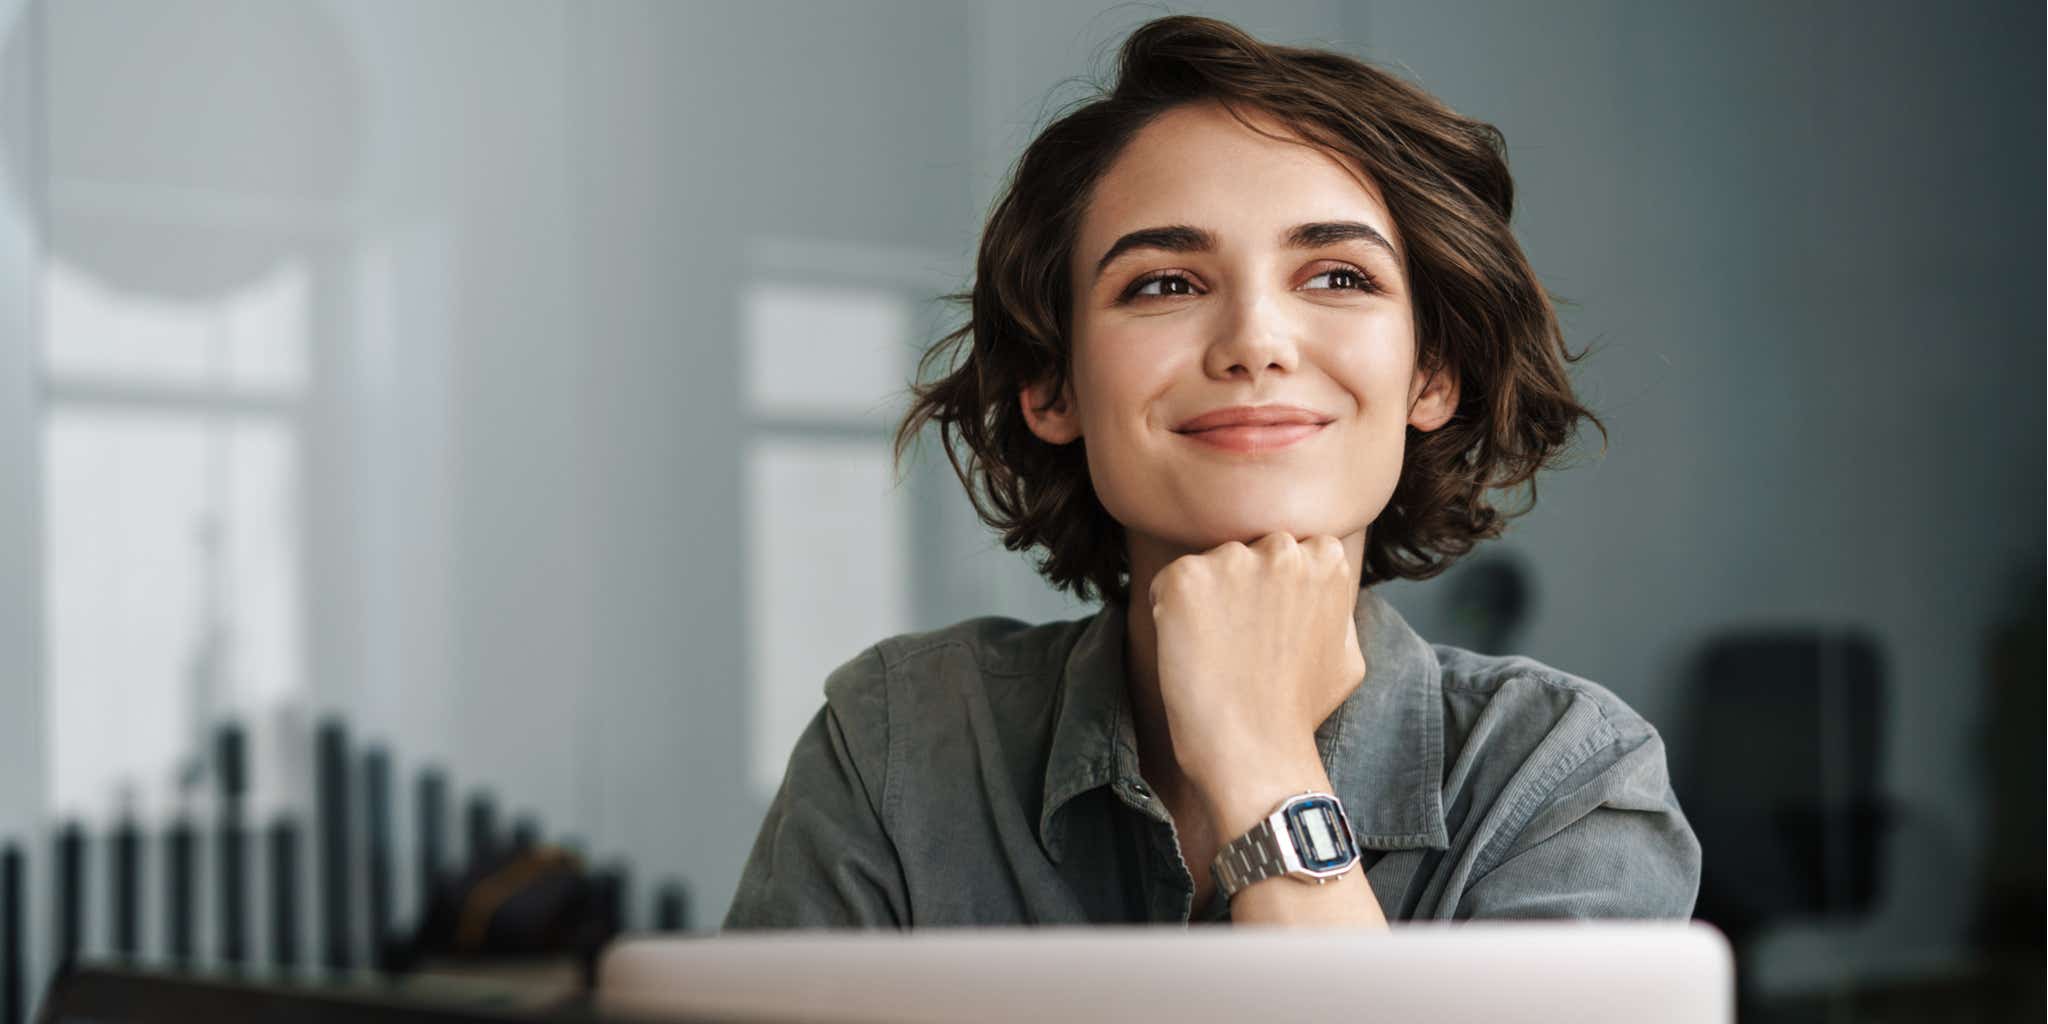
[1075,101,1399,269]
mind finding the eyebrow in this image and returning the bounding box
[1091,220,1401,282]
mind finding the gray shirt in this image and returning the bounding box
[724,586,1700,928]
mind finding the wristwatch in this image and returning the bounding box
[1211,790,1361,898]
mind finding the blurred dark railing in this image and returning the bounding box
[0,715,696,1024]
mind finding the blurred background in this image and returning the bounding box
[0,0,2038,1021]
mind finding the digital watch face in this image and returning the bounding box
[1284,796,1356,872]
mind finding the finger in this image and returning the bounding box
[1150,556,1192,606]
[1208,538,1252,561]
[1251,533,1302,570]
[1307,535,1346,569]
[1251,531,1294,550]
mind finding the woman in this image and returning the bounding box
[725,14,1699,928]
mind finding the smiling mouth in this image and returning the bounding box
[1175,421,1327,453]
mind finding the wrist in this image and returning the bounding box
[1209,789,1364,902]
[1193,743,1330,841]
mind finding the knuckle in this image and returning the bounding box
[1151,563,1183,597]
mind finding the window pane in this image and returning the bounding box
[221,259,311,392]
[44,257,308,392]
[45,261,212,384]
[225,422,304,706]
[742,281,909,420]
[745,438,910,797]
[45,408,305,821]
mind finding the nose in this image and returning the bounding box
[1202,287,1300,383]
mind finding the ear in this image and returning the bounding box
[1406,358,1459,432]
[1020,373,1082,445]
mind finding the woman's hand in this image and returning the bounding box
[1148,531,1367,813]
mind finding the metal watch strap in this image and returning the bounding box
[1212,816,1289,898]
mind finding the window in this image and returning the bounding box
[739,237,944,799]
[42,254,309,823]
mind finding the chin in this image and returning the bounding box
[1099,479,1381,550]
[1172,512,1363,548]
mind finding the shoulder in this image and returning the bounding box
[819,613,1093,743]
[823,614,1089,702]
[874,614,1090,681]
[1424,647,1699,916]
[814,613,1095,827]
[1432,643,1661,750]
[1429,644,1681,851]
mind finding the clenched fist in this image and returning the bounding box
[1148,532,1368,802]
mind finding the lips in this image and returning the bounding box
[1171,404,1334,455]
[1176,421,1327,453]
[1172,404,1334,433]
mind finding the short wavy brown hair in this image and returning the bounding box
[893,14,1606,607]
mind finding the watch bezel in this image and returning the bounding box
[1269,791,1360,881]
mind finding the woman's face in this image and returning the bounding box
[1022,100,1458,557]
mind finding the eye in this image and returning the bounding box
[1303,265,1381,294]
[1120,271,1201,303]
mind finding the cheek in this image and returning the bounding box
[1320,321,1419,494]
[1326,313,1419,410]
[1078,329,1185,430]
[1066,340,1174,526]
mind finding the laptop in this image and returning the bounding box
[598,922,1735,1023]
[33,961,658,1024]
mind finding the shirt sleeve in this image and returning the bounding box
[722,645,909,929]
[1454,719,1702,920]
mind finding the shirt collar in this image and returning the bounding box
[1036,586,1450,863]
